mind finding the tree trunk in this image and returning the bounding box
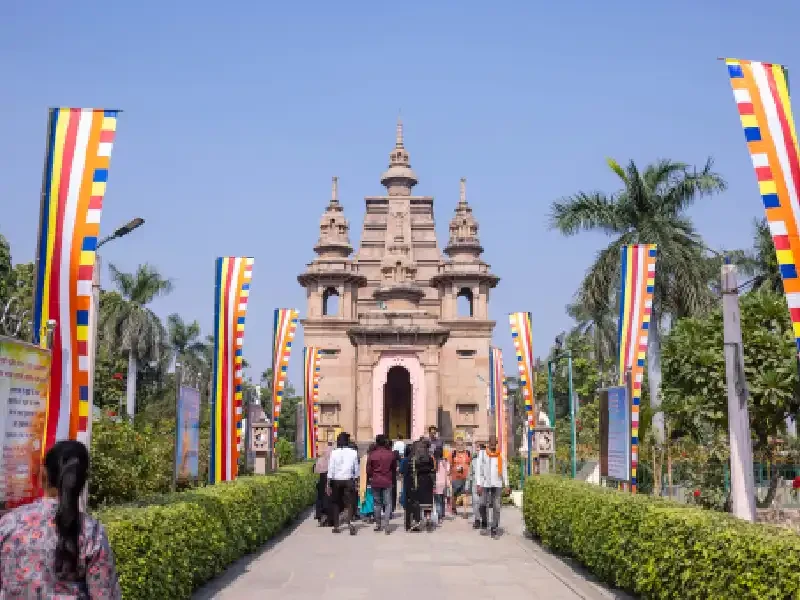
[647,315,664,444]
[126,353,137,419]
[757,457,780,509]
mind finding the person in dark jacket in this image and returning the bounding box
[391,445,400,516]
[367,434,396,534]
[410,439,435,530]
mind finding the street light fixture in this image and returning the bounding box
[97,217,145,250]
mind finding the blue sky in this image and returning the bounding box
[2,0,799,385]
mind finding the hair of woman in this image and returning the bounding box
[44,440,89,580]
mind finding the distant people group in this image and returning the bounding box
[314,425,509,538]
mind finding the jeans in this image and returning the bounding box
[372,486,392,529]
[483,487,502,530]
[434,494,445,521]
[315,473,328,520]
[472,484,483,525]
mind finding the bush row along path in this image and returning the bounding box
[192,507,633,600]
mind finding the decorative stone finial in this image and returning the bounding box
[459,177,467,205]
[396,116,404,148]
[331,176,339,204]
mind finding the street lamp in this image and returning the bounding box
[548,331,577,479]
[88,217,145,423]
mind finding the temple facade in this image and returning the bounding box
[298,121,499,448]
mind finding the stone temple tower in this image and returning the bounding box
[298,121,499,449]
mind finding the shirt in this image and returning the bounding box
[366,446,396,489]
[451,450,471,481]
[478,451,509,489]
[0,498,121,599]
[327,447,359,481]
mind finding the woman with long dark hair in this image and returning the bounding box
[0,440,121,598]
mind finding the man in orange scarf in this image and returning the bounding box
[477,435,509,538]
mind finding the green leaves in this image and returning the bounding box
[524,476,800,599]
[97,462,317,600]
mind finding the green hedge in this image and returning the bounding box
[524,475,800,599]
[97,462,316,600]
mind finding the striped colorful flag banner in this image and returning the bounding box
[209,257,254,484]
[489,347,508,466]
[508,312,535,430]
[271,309,299,442]
[617,244,657,494]
[723,58,800,351]
[32,108,120,453]
[303,346,321,459]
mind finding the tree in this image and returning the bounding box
[746,218,782,294]
[549,157,727,442]
[566,297,618,375]
[99,264,173,418]
[167,313,205,372]
[661,290,800,506]
[3,262,34,340]
[0,233,11,307]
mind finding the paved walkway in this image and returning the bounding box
[193,508,631,600]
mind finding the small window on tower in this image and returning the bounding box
[456,349,476,358]
[457,287,474,317]
[322,287,340,316]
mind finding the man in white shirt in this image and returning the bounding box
[477,435,509,538]
[326,432,359,535]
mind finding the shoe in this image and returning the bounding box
[473,521,481,529]
[349,523,357,536]
[332,527,340,534]
[374,525,382,532]
[480,528,489,536]
[385,527,391,535]
[490,528,498,538]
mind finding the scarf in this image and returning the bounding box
[486,449,502,477]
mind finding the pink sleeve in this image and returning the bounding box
[85,523,122,599]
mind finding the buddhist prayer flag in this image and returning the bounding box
[303,346,321,459]
[271,309,299,442]
[617,244,657,493]
[32,108,120,453]
[508,312,535,429]
[210,257,254,484]
[489,347,508,466]
[723,59,800,351]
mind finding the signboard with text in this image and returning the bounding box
[0,337,51,508]
[600,385,631,482]
[176,386,200,480]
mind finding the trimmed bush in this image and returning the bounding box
[524,475,800,599]
[97,462,316,600]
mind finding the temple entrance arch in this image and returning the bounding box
[384,366,411,440]
[372,352,426,440]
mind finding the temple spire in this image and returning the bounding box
[331,176,339,205]
[459,177,467,206]
[396,115,404,148]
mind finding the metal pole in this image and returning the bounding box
[527,424,533,477]
[721,261,756,521]
[172,363,182,492]
[568,354,576,479]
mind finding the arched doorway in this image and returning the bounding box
[384,366,412,440]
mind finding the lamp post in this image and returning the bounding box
[548,332,577,479]
[87,217,145,428]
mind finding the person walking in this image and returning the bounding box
[367,435,396,534]
[359,444,375,524]
[469,443,486,529]
[315,442,333,526]
[450,439,471,518]
[433,446,450,525]
[428,426,443,454]
[327,432,359,535]
[0,440,122,598]
[477,436,509,538]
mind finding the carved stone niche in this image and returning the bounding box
[532,427,555,456]
[456,403,478,426]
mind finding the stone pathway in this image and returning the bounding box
[193,508,631,600]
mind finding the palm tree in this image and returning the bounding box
[167,313,205,371]
[100,263,173,418]
[565,294,618,373]
[550,157,727,442]
[746,218,782,293]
